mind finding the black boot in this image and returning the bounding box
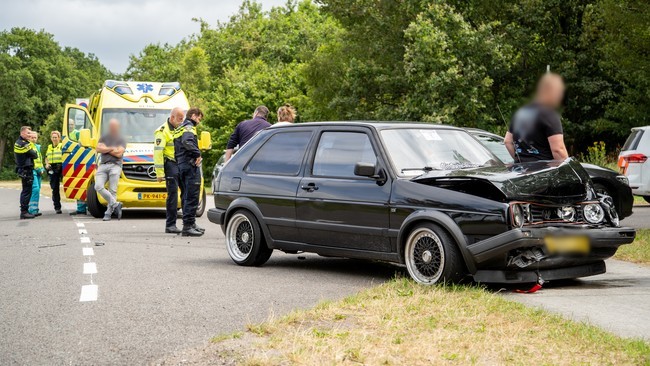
[165,226,182,234]
[192,224,205,233]
[182,226,204,237]
[20,212,35,219]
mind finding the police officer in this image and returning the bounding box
[154,107,185,234]
[174,107,205,237]
[45,131,64,214]
[14,126,38,219]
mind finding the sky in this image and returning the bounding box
[0,0,288,73]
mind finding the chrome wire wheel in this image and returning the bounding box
[405,227,445,285]
[226,213,254,261]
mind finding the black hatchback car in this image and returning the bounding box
[208,122,635,284]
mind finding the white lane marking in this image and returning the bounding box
[82,247,94,256]
[76,223,85,228]
[79,229,87,235]
[80,237,90,244]
[83,262,97,274]
[79,285,98,302]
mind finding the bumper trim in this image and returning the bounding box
[468,226,636,264]
[473,261,606,284]
[207,208,226,226]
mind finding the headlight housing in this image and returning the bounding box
[583,203,605,224]
[511,204,524,228]
[616,175,629,186]
[557,206,576,222]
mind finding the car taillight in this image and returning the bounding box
[618,153,647,174]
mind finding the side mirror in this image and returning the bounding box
[79,129,93,148]
[199,131,212,151]
[354,162,378,178]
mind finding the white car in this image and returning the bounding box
[618,126,650,203]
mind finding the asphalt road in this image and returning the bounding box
[1,187,649,365]
[0,188,396,365]
[621,204,650,229]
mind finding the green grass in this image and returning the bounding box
[205,279,650,365]
[616,229,650,264]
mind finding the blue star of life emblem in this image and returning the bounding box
[136,83,154,93]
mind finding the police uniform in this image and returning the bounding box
[154,119,181,231]
[28,143,44,215]
[46,142,63,212]
[173,118,203,235]
[14,135,38,218]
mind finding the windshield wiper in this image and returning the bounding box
[401,167,436,173]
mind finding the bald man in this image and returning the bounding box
[95,118,126,221]
[505,73,569,162]
[154,107,185,233]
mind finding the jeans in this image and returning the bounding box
[28,169,43,214]
[164,159,180,228]
[49,165,62,210]
[95,163,122,214]
[18,168,33,214]
[179,163,200,227]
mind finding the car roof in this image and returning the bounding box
[463,128,504,140]
[269,121,464,131]
[631,126,650,131]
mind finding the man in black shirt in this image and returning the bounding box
[505,73,569,162]
[14,126,38,219]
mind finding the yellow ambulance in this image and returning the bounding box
[61,80,211,218]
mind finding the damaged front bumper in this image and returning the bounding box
[467,225,636,283]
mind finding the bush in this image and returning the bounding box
[0,166,19,181]
[581,141,609,167]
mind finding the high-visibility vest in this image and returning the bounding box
[47,143,63,164]
[32,143,43,170]
[153,120,176,178]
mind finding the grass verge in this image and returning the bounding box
[0,179,74,202]
[194,279,650,365]
[616,229,650,265]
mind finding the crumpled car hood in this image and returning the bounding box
[411,159,593,204]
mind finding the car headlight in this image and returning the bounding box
[512,204,524,228]
[616,175,629,186]
[583,203,605,224]
[557,206,576,221]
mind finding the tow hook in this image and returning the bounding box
[515,272,545,294]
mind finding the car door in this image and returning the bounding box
[61,104,96,201]
[238,129,314,243]
[296,128,392,252]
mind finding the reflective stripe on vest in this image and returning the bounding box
[47,144,63,164]
[33,143,43,170]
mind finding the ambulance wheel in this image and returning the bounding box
[196,190,206,217]
[87,182,107,219]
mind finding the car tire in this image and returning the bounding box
[225,210,272,266]
[196,189,206,217]
[644,196,650,204]
[404,223,465,285]
[86,181,107,219]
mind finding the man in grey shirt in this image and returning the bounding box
[95,118,126,221]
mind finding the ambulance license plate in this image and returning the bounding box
[545,236,590,254]
[138,193,167,200]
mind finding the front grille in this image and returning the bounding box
[123,164,156,182]
[527,204,585,225]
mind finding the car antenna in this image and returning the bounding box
[497,103,521,163]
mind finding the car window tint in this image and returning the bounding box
[313,132,376,178]
[622,130,644,151]
[247,131,312,175]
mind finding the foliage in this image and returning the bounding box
[0,27,111,168]
[579,141,608,166]
[0,167,19,181]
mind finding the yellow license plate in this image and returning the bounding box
[139,193,167,200]
[545,236,590,254]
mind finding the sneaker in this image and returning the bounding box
[102,213,111,221]
[182,227,204,237]
[192,224,205,233]
[165,226,182,234]
[33,212,43,217]
[114,202,123,220]
[55,209,62,214]
[20,212,35,219]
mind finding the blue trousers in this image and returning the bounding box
[179,163,200,227]
[165,159,180,228]
[28,169,43,214]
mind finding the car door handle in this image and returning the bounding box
[301,183,319,192]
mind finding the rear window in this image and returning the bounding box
[622,130,645,151]
[246,131,312,175]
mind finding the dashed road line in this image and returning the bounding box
[82,247,94,256]
[83,262,97,274]
[74,221,99,302]
[80,236,91,244]
[79,285,98,302]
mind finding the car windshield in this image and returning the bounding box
[380,128,500,176]
[472,133,514,164]
[101,108,171,143]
